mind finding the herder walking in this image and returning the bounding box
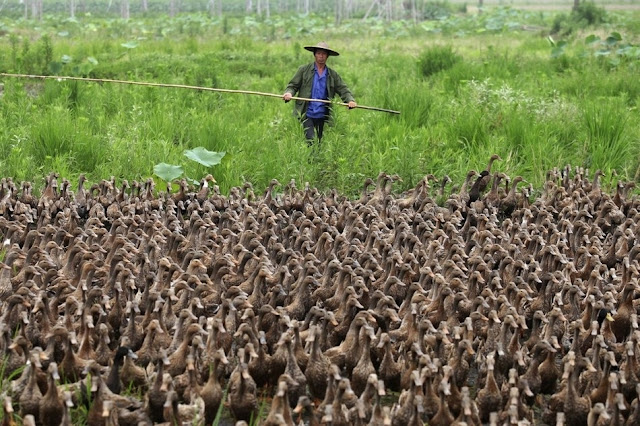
[283,41,357,144]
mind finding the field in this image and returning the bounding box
[0,1,639,199]
[459,0,640,11]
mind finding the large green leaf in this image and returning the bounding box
[184,147,226,167]
[605,32,622,46]
[585,34,600,45]
[153,163,183,181]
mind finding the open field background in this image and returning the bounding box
[0,1,639,199]
[460,0,640,12]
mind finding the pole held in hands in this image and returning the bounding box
[0,72,401,115]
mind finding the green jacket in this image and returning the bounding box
[284,62,355,119]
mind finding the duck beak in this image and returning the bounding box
[160,378,169,392]
[523,384,534,397]
[241,368,251,380]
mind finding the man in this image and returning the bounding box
[283,41,357,144]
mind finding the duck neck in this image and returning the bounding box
[485,365,498,393]
[497,321,512,355]
[208,357,221,387]
[356,332,372,367]
[567,362,580,401]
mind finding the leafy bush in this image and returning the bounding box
[417,45,461,78]
[551,1,607,35]
[573,1,607,26]
[550,13,572,36]
[421,1,454,20]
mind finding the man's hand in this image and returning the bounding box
[283,93,292,103]
[348,101,357,109]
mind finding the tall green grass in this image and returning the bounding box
[0,9,639,197]
[581,97,635,175]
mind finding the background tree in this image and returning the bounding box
[297,0,310,14]
[257,0,270,18]
[31,0,43,19]
[121,0,129,19]
[208,0,222,16]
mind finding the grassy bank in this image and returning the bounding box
[0,5,639,198]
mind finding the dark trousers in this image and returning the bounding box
[302,116,326,144]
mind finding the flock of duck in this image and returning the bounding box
[0,155,639,426]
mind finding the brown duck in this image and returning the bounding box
[228,347,258,422]
[201,348,228,426]
[39,362,63,426]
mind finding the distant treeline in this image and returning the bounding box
[0,0,446,21]
[2,0,259,18]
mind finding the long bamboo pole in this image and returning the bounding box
[0,72,401,115]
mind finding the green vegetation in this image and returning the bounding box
[417,45,462,78]
[552,1,609,35]
[0,6,639,200]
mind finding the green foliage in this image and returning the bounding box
[573,1,607,26]
[421,1,455,20]
[3,34,57,74]
[30,107,77,162]
[550,13,571,36]
[154,163,184,182]
[37,34,55,74]
[153,148,226,187]
[551,1,608,35]
[417,45,461,78]
[0,9,639,199]
[584,32,640,70]
[184,147,225,168]
[546,30,640,76]
[581,98,634,173]
[7,34,19,71]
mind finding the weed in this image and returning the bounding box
[573,1,608,26]
[582,99,633,172]
[417,45,462,79]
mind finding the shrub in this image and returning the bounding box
[573,1,607,26]
[551,13,573,36]
[551,2,607,35]
[421,1,455,20]
[417,45,461,79]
